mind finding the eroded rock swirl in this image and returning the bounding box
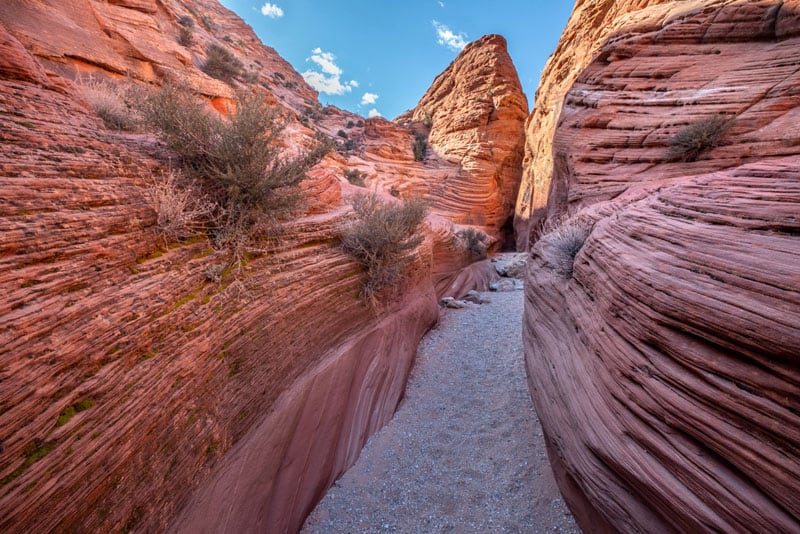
[522,1,800,531]
[0,1,526,531]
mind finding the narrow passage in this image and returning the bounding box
[303,279,578,533]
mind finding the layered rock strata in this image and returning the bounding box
[0,3,527,532]
[522,1,800,530]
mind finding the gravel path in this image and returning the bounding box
[302,285,579,533]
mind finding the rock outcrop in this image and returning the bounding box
[399,34,528,242]
[522,1,800,531]
[0,1,526,532]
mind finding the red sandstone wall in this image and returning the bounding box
[522,1,800,530]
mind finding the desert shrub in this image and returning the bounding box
[138,84,330,251]
[200,14,214,29]
[145,170,211,245]
[240,70,259,84]
[337,129,348,138]
[346,120,355,129]
[539,216,593,277]
[177,26,194,47]
[421,111,433,128]
[343,168,366,187]
[456,227,488,258]
[413,132,427,162]
[178,15,194,27]
[76,76,138,130]
[340,193,428,300]
[203,43,243,83]
[668,114,734,162]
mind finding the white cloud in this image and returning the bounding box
[368,108,381,118]
[432,20,466,51]
[361,92,379,105]
[438,1,445,6]
[301,48,358,95]
[260,3,283,18]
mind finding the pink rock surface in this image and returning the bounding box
[0,1,526,531]
[522,1,800,530]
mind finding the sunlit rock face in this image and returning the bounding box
[0,1,527,530]
[521,1,800,531]
[399,34,529,245]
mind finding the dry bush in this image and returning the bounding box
[177,25,194,47]
[456,227,488,258]
[668,114,734,162]
[145,170,211,245]
[340,193,428,301]
[343,168,366,187]
[539,216,593,277]
[413,132,428,162]
[138,84,331,251]
[202,43,243,83]
[76,76,139,130]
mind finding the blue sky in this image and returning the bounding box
[218,0,574,119]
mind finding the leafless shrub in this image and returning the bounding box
[539,216,593,277]
[145,170,211,244]
[340,193,428,301]
[456,227,488,258]
[204,263,225,283]
[76,76,139,130]
[668,114,734,162]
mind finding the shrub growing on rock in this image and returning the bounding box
[456,227,488,258]
[540,216,593,277]
[343,168,366,187]
[145,170,211,245]
[138,84,330,252]
[340,193,428,301]
[177,25,194,47]
[668,114,734,162]
[413,132,428,162]
[77,76,138,130]
[202,43,243,83]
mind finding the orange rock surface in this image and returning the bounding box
[0,2,527,532]
[399,34,528,239]
[522,1,800,530]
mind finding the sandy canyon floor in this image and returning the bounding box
[303,280,579,533]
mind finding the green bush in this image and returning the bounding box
[456,227,487,258]
[340,193,428,300]
[138,84,330,250]
[203,43,243,83]
[668,114,734,162]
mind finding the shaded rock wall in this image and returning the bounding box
[0,3,527,532]
[522,0,800,530]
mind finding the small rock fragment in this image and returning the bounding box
[489,280,516,292]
